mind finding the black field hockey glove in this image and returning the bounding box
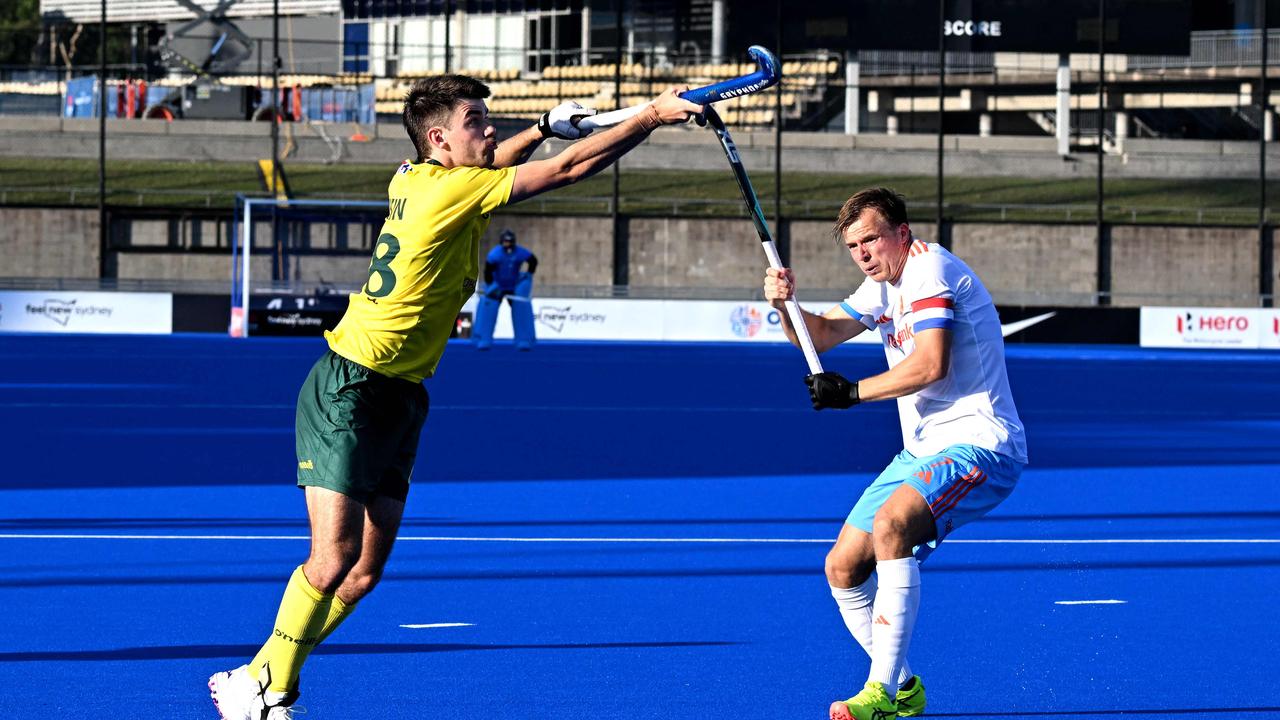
[805,372,860,411]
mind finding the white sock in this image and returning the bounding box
[867,557,921,697]
[830,578,913,687]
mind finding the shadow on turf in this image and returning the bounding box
[4,555,1280,590]
[0,640,738,662]
[1,508,1276,531]
[0,516,840,530]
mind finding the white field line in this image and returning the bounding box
[0,534,1276,544]
[399,623,475,629]
[1055,600,1128,605]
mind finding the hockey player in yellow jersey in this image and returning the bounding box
[208,75,704,720]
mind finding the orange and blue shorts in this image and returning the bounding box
[846,444,1023,563]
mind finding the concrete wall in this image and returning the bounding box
[1,206,1271,306]
[115,252,270,283]
[1110,225,1260,307]
[484,214,614,288]
[1274,232,1280,303]
[0,208,98,278]
[81,211,616,289]
[283,255,370,284]
[628,217,767,291]
[788,219,853,295]
[126,220,172,247]
[951,223,1099,306]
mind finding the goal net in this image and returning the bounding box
[230,195,387,337]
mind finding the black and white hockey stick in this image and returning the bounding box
[703,105,824,374]
[576,45,781,131]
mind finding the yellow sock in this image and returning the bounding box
[317,594,358,644]
[249,565,333,693]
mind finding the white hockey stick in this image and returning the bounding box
[703,106,824,375]
[576,45,781,132]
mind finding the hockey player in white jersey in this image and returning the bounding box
[763,187,1028,720]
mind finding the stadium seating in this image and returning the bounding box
[486,55,836,127]
[14,54,835,129]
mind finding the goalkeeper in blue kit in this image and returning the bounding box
[475,227,538,350]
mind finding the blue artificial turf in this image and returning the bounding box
[0,335,1277,718]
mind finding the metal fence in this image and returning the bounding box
[2,24,1279,307]
[1130,28,1280,70]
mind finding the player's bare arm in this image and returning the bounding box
[508,88,702,202]
[805,327,950,410]
[764,267,866,353]
[492,124,546,168]
[856,327,951,401]
[493,100,598,168]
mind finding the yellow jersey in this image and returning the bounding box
[326,159,516,382]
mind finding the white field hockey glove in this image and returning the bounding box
[538,100,597,140]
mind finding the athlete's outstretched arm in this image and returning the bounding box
[492,125,545,169]
[508,88,702,203]
[494,101,599,168]
[857,328,951,401]
[496,98,601,166]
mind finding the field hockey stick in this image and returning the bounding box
[478,290,532,303]
[703,105,824,375]
[576,45,780,131]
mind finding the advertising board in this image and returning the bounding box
[1140,307,1280,350]
[0,291,172,335]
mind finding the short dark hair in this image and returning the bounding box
[832,187,909,240]
[402,74,491,161]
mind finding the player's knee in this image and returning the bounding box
[306,542,362,592]
[872,510,912,548]
[824,551,847,586]
[342,565,384,601]
[304,562,349,594]
[825,548,872,587]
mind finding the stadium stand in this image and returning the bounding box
[4,51,836,129]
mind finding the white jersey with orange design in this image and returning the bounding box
[838,239,1028,463]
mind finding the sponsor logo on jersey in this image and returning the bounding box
[885,323,915,350]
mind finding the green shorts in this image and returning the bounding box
[295,349,429,504]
